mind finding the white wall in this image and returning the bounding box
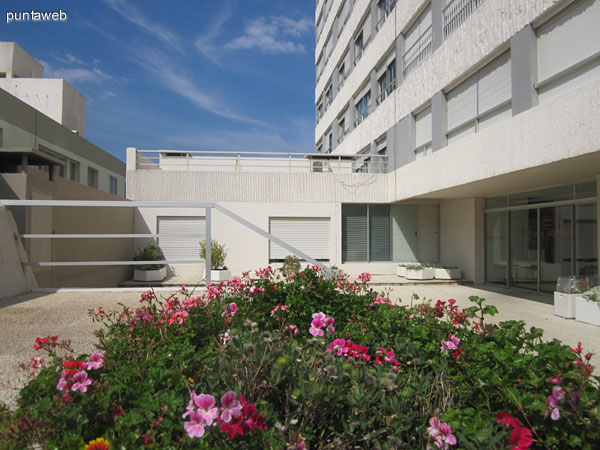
[0,42,44,78]
[440,198,485,283]
[417,204,440,263]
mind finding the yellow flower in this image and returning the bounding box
[188,377,194,383]
[84,437,109,450]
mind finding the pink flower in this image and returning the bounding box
[220,391,242,423]
[56,369,69,391]
[284,324,299,335]
[222,303,238,318]
[184,410,208,438]
[544,386,566,421]
[441,335,461,352]
[309,312,335,336]
[358,272,372,283]
[219,330,232,346]
[71,371,92,393]
[270,304,290,316]
[168,310,189,325]
[427,417,457,449]
[87,352,104,370]
[193,393,219,425]
[309,326,324,337]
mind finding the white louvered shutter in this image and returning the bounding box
[478,52,511,115]
[157,217,205,262]
[342,205,368,261]
[269,218,331,261]
[325,35,333,58]
[446,74,477,131]
[362,12,372,42]
[340,0,350,25]
[537,0,600,82]
[415,106,432,148]
[420,5,432,32]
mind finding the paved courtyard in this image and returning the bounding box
[1,284,598,409]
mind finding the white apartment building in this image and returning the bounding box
[127,0,599,293]
[0,42,125,196]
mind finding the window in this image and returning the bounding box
[338,0,351,35]
[316,54,324,81]
[414,106,432,159]
[0,128,3,147]
[403,4,432,76]
[354,87,370,125]
[327,133,333,152]
[68,161,80,182]
[443,0,487,40]
[87,167,98,188]
[269,217,330,262]
[338,62,346,89]
[536,0,600,102]
[316,101,324,123]
[354,12,371,64]
[325,35,333,61]
[158,216,205,263]
[446,52,511,145]
[324,83,332,108]
[377,0,396,30]
[109,176,118,195]
[338,117,346,143]
[342,204,390,262]
[376,54,397,104]
[354,32,364,63]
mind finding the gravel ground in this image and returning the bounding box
[1,284,598,410]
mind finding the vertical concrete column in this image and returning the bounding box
[332,61,339,98]
[431,90,447,152]
[349,95,356,132]
[385,127,395,171]
[371,0,378,39]
[395,34,405,85]
[511,24,538,116]
[431,0,444,52]
[332,118,339,151]
[370,69,377,113]
[20,153,28,173]
[473,197,485,284]
[126,147,137,171]
[391,114,413,169]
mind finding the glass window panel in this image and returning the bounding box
[575,181,597,199]
[510,209,538,290]
[485,196,508,209]
[540,206,572,293]
[575,203,598,276]
[509,185,573,206]
[485,212,507,285]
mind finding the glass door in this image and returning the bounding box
[510,209,538,290]
[540,206,572,292]
[485,212,507,285]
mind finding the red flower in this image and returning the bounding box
[510,425,533,449]
[495,411,521,429]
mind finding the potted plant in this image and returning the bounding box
[396,264,408,277]
[433,265,461,280]
[133,242,166,282]
[575,285,600,326]
[200,239,231,282]
[405,263,434,280]
[554,276,589,318]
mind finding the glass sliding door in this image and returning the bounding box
[510,209,538,290]
[575,203,598,276]
[540,206,572,292]
[485,212,507,285]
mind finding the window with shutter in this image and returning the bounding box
[157,217,205,263]
[342,204,368,262]
[269,218,331,262]
[415,106,432,158]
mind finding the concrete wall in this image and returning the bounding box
[417,204,440,263]
[0,42,44,78]
[0,205,36,298]
[440,198,485,283]
[1,168,134,288]
[0,88,124,196]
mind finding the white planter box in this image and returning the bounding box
[575,296,600,326]
[554,292,577,318]
[434,268,461,280]
[396,265,407,277]
[209,269,232,282]
[405,268,434,280]
[134,266,166,282]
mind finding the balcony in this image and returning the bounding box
[403,26,433,77]
[443,0,487,40]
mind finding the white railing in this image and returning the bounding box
[403,26,433,77]
[0,200,333,286]
[443,0,487,40]
[133,150,388,174]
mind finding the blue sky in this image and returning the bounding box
[1,0,317,162]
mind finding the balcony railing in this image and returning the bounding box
[403,26,433,77]
[133,149,388,174]
[443,0,487,40]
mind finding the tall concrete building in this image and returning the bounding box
[312,0,599,291]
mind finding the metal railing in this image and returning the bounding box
[134,149,388,174]
[403,26,433,77]
[443,0,487,40]
[0,200,333,286]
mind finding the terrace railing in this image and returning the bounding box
[402,26,433,77]
[443,0,487,40]
[0,200,332,287]
[133,149,388,174]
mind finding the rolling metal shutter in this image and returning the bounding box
[478,52,511,115]
[362,12,372,42]
[369,205,391,261]
[342,204,368,261]
[415,106,432,147]
[269,217,331,261]
[157,216,205,262]
[537,0,600,83]
[446,73,477,131]
[391,205,418,262]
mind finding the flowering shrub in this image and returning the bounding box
[2,266,599,448]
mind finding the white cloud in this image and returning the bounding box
[103,0,182,52]
[225,15,312,54]
[194,3,235,65]
[40,60,114,84]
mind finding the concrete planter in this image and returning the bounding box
[553,292,577,318]
[434,268,461,280]
[210,269,232,282]
[396,265,407,277]
[575,296,600,326]
[405,267,434,280]
[134,266,166,282]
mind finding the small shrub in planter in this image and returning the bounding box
[396,264,408,277]
[576,286,600,326]
[3,267,600,449]
[200,239,231,281]
[132,242,166,282]
[405,263,434,280]
[554,276,592,319]
[433,265,461,280]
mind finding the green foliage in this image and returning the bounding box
[132,241,164,270]
[281,255,301,278]
[200,239,228,269]
[5,267,600,449]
